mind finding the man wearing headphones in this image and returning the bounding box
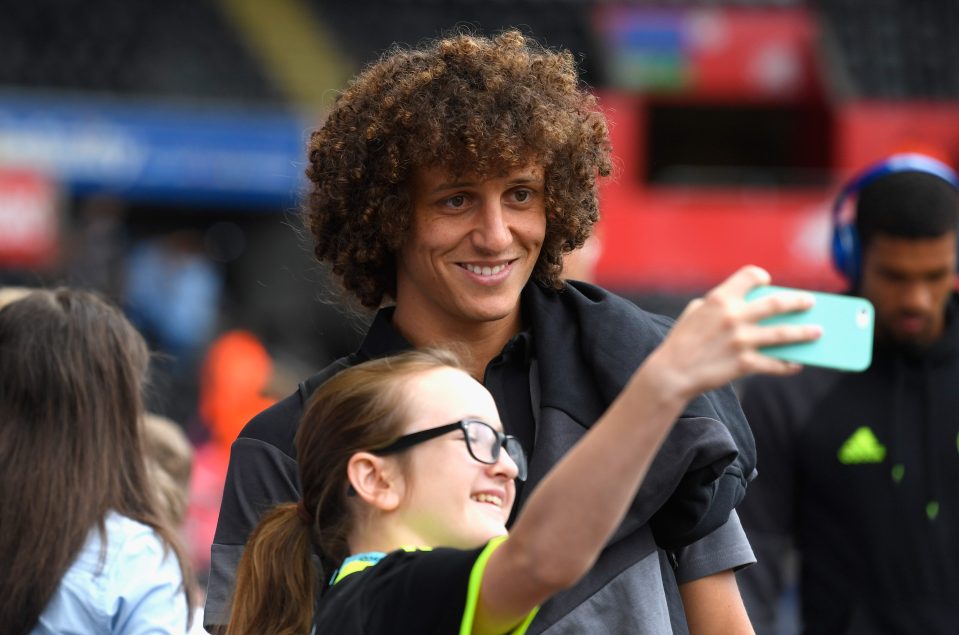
[736,154,959,634]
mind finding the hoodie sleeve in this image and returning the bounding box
[648,382,757,550]
[526,280,758,551]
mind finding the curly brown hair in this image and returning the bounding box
[305,29,613,308]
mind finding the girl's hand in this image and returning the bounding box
[643,266,821,403]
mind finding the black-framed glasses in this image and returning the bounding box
[372,419,527,481]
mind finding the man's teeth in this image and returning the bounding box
[463,263,506,277]
[471,493,503,507]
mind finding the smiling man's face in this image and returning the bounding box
[394,164,546,333]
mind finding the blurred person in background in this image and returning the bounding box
[0,288,194,634]
[144,412,194,530]
[144,412,211,635]
[208,30,764,634]
[124,230,221,360]
[125,229,223,426]
[187,329,276,585]
[737,154,959,634]
[0,285,32,307]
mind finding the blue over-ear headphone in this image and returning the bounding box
[831,152,959,284]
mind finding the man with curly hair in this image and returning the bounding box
[207,30,757,633]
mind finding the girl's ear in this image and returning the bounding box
[347,452,404,512]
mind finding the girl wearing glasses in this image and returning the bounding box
[226,267,818,635]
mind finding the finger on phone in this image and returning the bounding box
[713,265,772,300]
[751,323,822,348]
[747,350,804,376]
[744,290,816,322]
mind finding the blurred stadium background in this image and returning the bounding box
[2,0,958,422]
[2,0,957,621]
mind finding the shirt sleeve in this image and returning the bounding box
[204,436,300,630]
[672,510,756,585]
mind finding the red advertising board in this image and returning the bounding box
[593,95,959,293]
[0,169,60,268]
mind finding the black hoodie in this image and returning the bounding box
[737,293,959,634]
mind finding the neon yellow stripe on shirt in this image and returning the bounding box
[460,536,539,635]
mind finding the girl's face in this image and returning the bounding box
[392,367,519,549]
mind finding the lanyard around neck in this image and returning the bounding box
[329,546,433,585]
[329,551,386,585]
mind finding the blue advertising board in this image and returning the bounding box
[0,94,311,209]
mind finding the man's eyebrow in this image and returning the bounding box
[508,176,544,186]
[508,172,545,184]
[427,173,544,195]
[429,180,475,194]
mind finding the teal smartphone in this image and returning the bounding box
[744,285,875,372]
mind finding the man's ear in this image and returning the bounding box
[347,452,404,512]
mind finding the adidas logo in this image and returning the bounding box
[838,426,886,464]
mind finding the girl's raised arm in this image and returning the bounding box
[472,266,819,634]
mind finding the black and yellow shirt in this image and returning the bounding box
[313,537,537,634]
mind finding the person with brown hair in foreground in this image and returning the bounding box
[0,289,194,634]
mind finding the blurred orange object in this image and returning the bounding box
[199,330,275,448]
[186,330,276,578]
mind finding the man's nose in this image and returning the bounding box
[902,282,934,312]
[472,200,512,253]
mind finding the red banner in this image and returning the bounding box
[593,95,959,293]
[0,169,60,268]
